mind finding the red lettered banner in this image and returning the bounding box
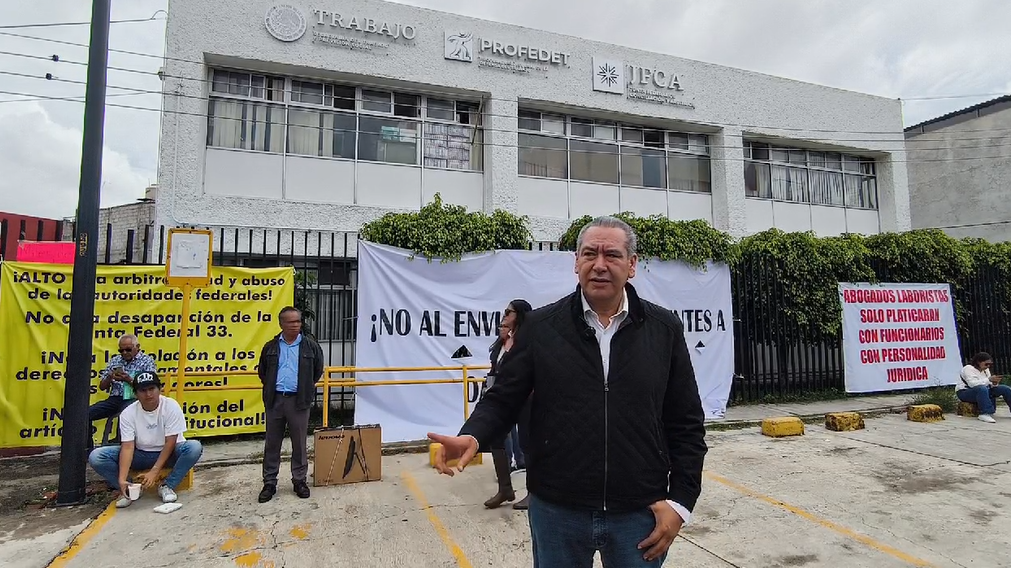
[16,241,75,265]
[839,283,962,393]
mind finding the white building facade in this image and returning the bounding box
[158,0,912,242]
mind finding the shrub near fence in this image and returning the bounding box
[8,200,1011,405]
[558,217,1011,404]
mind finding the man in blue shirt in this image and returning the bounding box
[256,306,325,503]
[88,335,157,448]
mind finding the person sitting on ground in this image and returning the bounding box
[88,334,156,448]
[956,351,1011,424]
[88,371,203,508]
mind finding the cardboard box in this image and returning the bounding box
[313,424,382,486]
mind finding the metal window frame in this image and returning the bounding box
[204,66,485,176]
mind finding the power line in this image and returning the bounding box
[0,91,147,104]
[4,62,1011,149]
[901,92,1010,102]
[0,29,187,64]
[926,219,1011,231]
[1,30,1008,136]
[0,14,166,30]
[6,69,1011,154]
[3,87,1011,168]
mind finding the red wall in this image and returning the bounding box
[0,212,65,261]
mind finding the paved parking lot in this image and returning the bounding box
[14,408,1011,568]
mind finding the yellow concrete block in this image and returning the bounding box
[130,468,192,491]
[428,442,482,468]
[907,404,944,423]
[956,401,979,417]
[761,417,805,437]
[825,412,865,432]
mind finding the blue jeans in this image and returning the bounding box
[505,426,525,469]
[528,494,666,567]
[89,440,203,491]
[957,385,1011,415]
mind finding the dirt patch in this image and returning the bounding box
[772,554,819,566]
[871,462,961,495]
[824,446,863,455]
[969,509,997,524]
[681,525,713,537]
[0,453,113,542]
[195,467,229,498]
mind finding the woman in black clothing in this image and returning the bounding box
[482,299,532,509]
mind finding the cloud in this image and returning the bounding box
[0,102,152,219]
[397,0,1010,126]
[0,0,166,218]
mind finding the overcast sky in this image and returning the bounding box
[0,0,1008,219]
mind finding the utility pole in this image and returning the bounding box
[56,0,111,506]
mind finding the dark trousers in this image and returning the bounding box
[528,494,664,567]
[262,393,310,486]
[87,396,133,448]
[491,397,533,491]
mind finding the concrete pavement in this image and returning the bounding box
[191,393,916,468]
[25,404,1011,568]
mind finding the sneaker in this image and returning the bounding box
[978,414,997,423]
[158,485,177,503]
[115,496,133,508]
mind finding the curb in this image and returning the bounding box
[704,405,909,432]
[195,407,914,469]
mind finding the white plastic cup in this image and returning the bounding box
[127,483,141,501]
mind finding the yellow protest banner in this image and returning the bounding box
[0,261,294,448]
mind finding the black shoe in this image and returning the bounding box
[512,494,530,510]
[293,480,310,499]
[483,489,515,509]
[258,484,276,503]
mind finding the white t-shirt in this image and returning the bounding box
[958,364,991,391]
[119,396,187,452]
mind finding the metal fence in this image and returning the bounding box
[731,257,1011,403]
[0,218,68,261]
[4,220,1007,406]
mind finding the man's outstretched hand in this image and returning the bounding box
[426,433,479,476]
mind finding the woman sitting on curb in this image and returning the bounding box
[957,352,1011,424]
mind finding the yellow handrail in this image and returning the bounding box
[161,365,492,428]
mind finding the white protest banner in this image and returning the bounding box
[839,282,962,393]
[355,241,734,443]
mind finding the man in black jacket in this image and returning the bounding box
[429,216,707,566]
[256,306,325,503]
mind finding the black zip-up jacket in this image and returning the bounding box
[257,333,325,411]
[459,283,708,513]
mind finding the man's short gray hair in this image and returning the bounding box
[575,216,637,257]
[119,334,139,346]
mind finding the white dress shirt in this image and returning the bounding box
[581,291,691,525]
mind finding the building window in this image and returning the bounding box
[518,133,567,179]
[668,154,711,193]
[207,99,285,152]
[745,141,877,209]
[358,116,419,165]
[206,68,483,171]
[286,109,356,159]
[620,146,666,188]
[207,70,285,152]
[516,109,710,193]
